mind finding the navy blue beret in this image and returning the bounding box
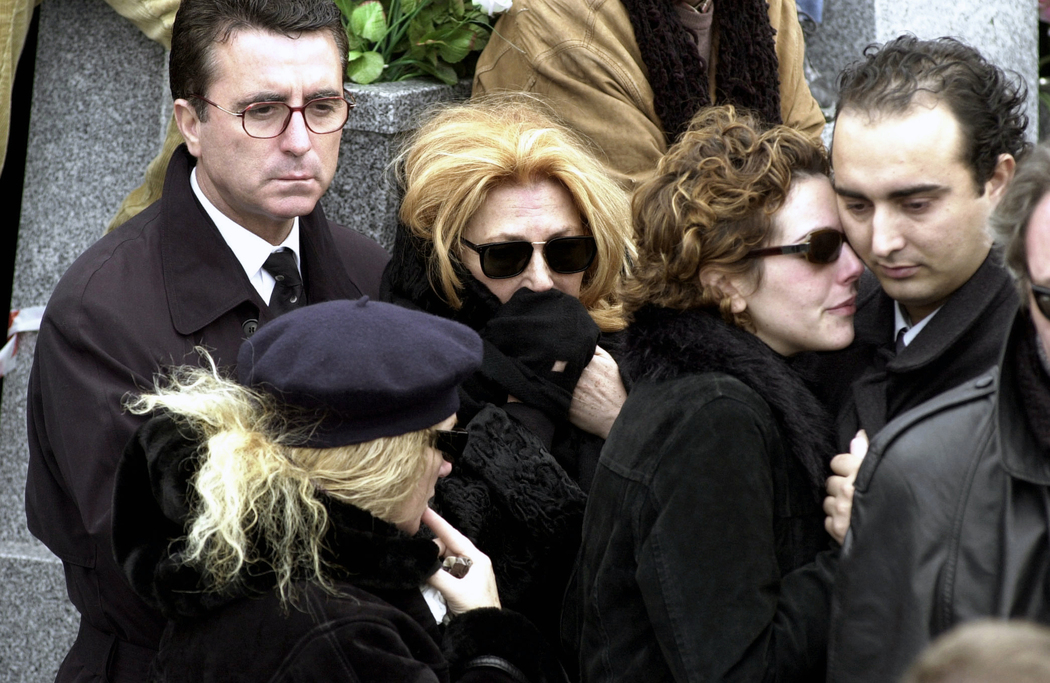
[237,298,482,447]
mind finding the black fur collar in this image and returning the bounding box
[380,223,502,331]
[112,414,441,620]
[622,306,835,495]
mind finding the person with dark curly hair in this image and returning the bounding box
[823,142,1050,683]
[813,36,1035,683]
[572,105,862,682]
[808,35,1029,457]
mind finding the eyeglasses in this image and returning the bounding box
[1032,283,1050,320]
[190,93,354,139]
[745,229,847,265]
[434,429,469,464]
[461,236,597,279]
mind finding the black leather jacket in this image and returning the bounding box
[828,312,1050,682]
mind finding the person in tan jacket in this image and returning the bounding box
[473,0,826,190]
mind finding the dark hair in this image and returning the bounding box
[623,105,829,327]
[170,0,348,120]
[991,142,1050,305]
[835,35,1030,192]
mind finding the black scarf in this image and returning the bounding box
[380,228,600,424]
[622,0,783,143]
[621,305,836,498]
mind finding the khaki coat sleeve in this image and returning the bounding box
[766,0,826,138]
[473,0,664,191]
[473,0,825,190]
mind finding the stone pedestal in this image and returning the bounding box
[805,0,1039,132]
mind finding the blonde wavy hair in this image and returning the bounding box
[396,95,635,332]
[127,355,434,603]
[623,106,829,329]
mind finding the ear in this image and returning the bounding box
[173,98,203,158]
[985,153,1016,205]
[699,267,748,315]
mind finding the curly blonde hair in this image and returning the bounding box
[127,355,434,604]
[623,106,829,329]
[396,95,635,332]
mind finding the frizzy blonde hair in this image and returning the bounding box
[623,105,829,328]
[396,95,635,332]
[126,353,434,603]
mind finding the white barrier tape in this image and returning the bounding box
[1,306,46,378]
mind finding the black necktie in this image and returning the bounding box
[895,327,908,354]
[262,249,305,316]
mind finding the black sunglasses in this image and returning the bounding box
[434,428,469,464]
[1032,283,1050,320]
[746,229,847,265]
[461,236,597,279]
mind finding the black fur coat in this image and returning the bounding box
[381,227,604,645]
[111,414,567,682]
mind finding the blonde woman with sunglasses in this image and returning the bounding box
[381,96,634,662]
[572,106,863,681]
[111,299,568,682]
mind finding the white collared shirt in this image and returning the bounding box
[894,301,942,349]
[190,167,301,305]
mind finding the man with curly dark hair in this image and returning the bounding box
[808,35,1030,451]
[812,35,1036,683]
[825,143,1050,683]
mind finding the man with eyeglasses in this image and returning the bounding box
[822,144,1050,683]
[24,1,387,681]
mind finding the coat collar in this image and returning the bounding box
[159,145,363,335]
[853,250,1014,371]
[621,305,836,496]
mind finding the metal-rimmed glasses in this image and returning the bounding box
[190,93,355,139]
[745,229,848,265]
[461,236,598,279]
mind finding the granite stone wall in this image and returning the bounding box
[0,0,1039,680]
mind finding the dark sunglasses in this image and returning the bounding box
[1032,283,1050,320]
[746,229,847,265]
[461,236,597,279]
[434,428,469,464]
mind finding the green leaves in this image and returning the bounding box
[351,1,388,42]
[338,0,503,84]
[347,50,386,84]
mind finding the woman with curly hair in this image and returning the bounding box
[110,299,567,682]
[381,95,634,653]
[572,105,862,681]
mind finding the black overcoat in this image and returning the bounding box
[573,306,838,682]
[111,414,567,683]
[827,312,1050,682]
[799,253,1017,450]
[24,145,389,682]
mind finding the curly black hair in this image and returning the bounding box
[834,35,1030,193]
